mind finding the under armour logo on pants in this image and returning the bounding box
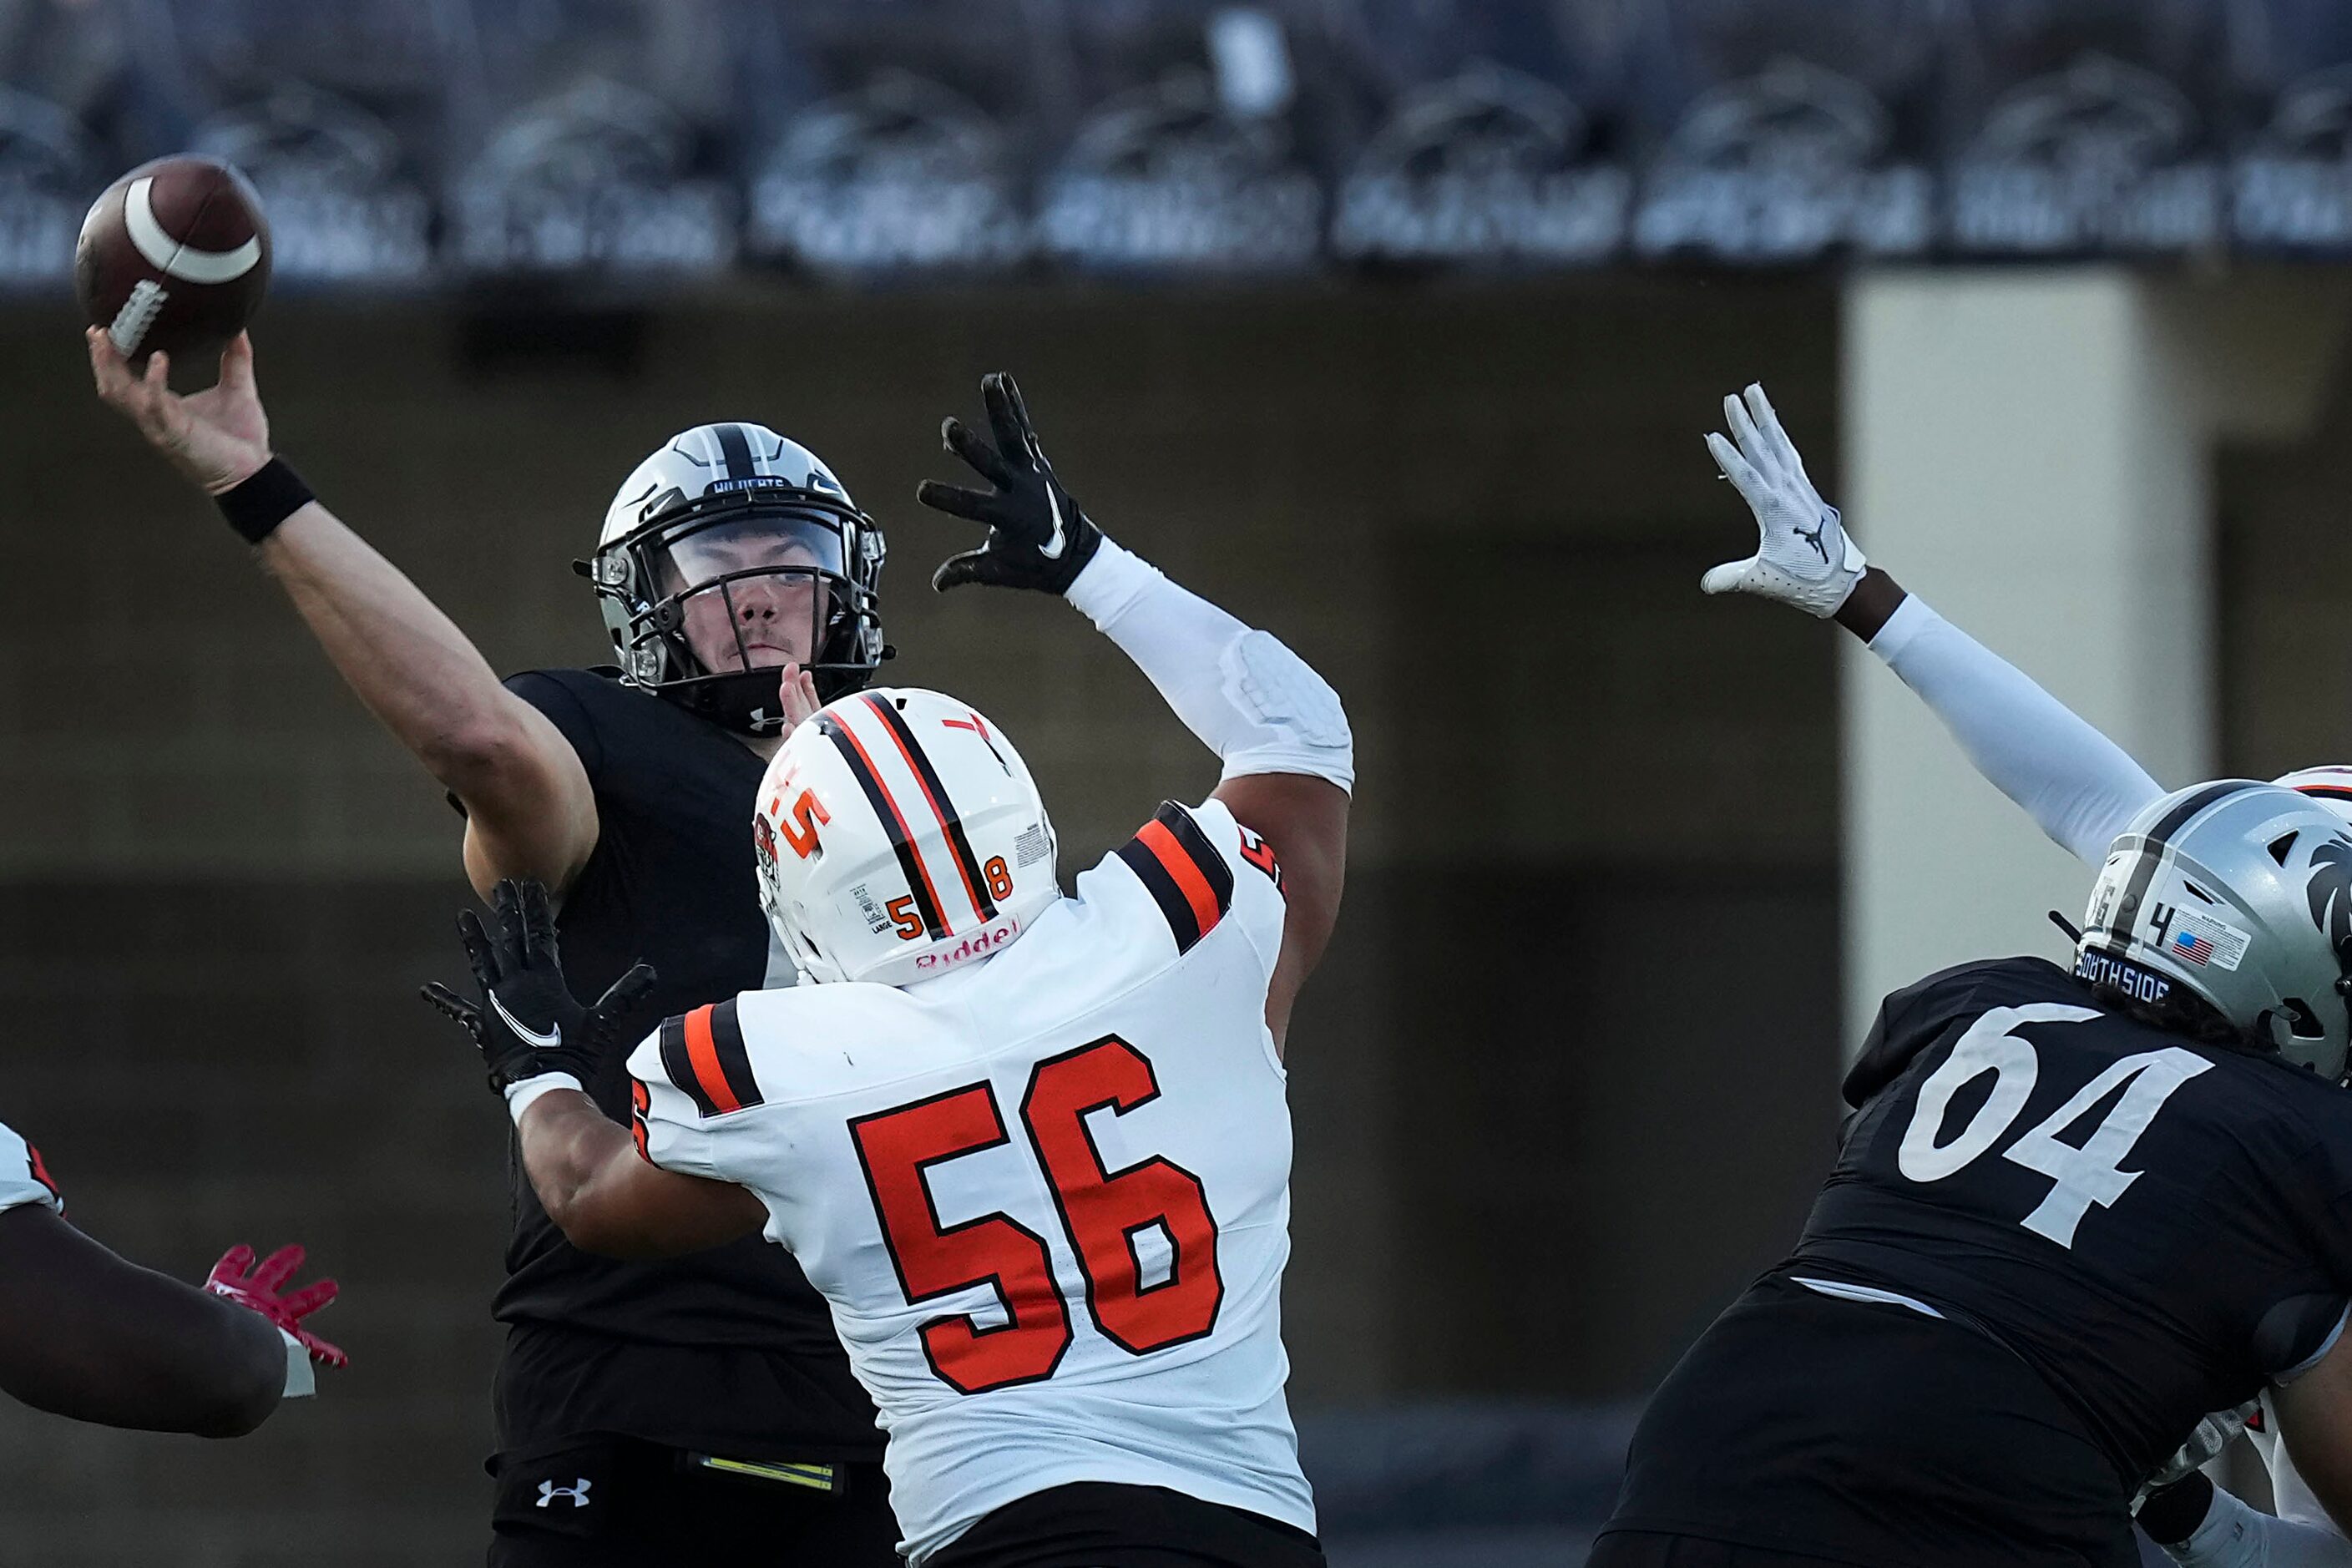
[536,1478,592,1509]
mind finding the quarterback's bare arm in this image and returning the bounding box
[1702,382,2163,864]
[917,372,1353,1049]
[87,331,599,898]
[0,1206,291,1436]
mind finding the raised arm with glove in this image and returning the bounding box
[1701,381,2162,864]
[918,372,1353,1049]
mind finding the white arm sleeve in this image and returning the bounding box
[1869,594,2163,866]
[2164,1482,2352,1567]
[1065,539,1353,793]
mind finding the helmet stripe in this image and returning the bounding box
[2112,781,2258,943]
[861,694,997,924]
[714,422,756,480]
[817,711,951,941]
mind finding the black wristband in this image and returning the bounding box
[2133,1469,2214,1545]
[215,457,315,545]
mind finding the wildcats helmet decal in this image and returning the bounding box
[2308,836,2352,955]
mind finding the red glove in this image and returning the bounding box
[205,1244,346,1369]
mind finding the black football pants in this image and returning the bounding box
[488,1436,897,1566]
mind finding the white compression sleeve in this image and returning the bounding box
[1065,539,1353,792]
[2165,1483,2352,1567]
[1869,594,2163,866]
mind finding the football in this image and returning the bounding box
[74,154,271,365]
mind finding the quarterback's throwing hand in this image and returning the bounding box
[918,372,1103,595]
[421,879,657,1095]
[1701,382,1864,618]
[85,328,272,498]
[206,1243,346,1369]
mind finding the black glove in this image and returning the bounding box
[421,878,658,1094]
[916,372,1104,595]
[2132,1470,2214,1546]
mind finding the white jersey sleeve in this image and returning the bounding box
[625,998,780,1185]
[1106,797,1288,979]
[1869,594,2165,866]
[0,1120,63,1216]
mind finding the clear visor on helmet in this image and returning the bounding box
[649,512,849,677]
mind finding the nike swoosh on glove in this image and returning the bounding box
[1701,382,1865,618]
[917,371,1104,595]
[420,878,656,1094]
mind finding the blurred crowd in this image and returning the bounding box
[7,0,2352,284]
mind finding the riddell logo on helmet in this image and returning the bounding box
[915,918,1022,972]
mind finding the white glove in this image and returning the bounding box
[1701,382,1865,618]
[2136,1399,2260,1513]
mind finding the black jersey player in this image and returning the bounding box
[89,331,898,1565]
[1594,781,2352,1567]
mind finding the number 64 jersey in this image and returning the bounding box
[629,799,1312,1564]
[1793,954,2352,1485]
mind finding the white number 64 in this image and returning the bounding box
[1896,1004,2213,1249]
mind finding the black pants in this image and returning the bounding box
[928,1483,1326,1568]
[488,1436,897,1567]
[1602,1273,2140,1568]
[1590,1534,1879,1568]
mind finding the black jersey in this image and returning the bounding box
[1604,956,2352,1566]
[493,668,878,1457]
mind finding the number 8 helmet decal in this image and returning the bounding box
[756,689,1059,987]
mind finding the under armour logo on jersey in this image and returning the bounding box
[536,1478,592,1509]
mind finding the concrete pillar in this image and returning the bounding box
[1838,270,2344,1047]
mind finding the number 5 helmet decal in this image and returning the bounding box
[755,689,1058,987]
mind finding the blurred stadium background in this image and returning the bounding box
[8,0,2352,1561]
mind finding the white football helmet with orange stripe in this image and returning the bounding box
[2279,766,2352,822]
[754,688,1059,986]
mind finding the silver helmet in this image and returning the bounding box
[588,423,887,734]
[2075,781,2352,1080]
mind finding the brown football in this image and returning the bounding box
[74,154,271,365]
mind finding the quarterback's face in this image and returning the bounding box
[660,519,838,675]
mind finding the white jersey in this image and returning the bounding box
[0,1120,61,1216]
[630,797,1310,1563]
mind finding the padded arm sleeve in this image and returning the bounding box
[1065,540,1353,793]
[2162,1481,2352,1566]
[1869,594,2163,866]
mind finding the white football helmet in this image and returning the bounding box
[589,422,887,734]
[2278,766,2352,825]
[754,688,1059,987]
